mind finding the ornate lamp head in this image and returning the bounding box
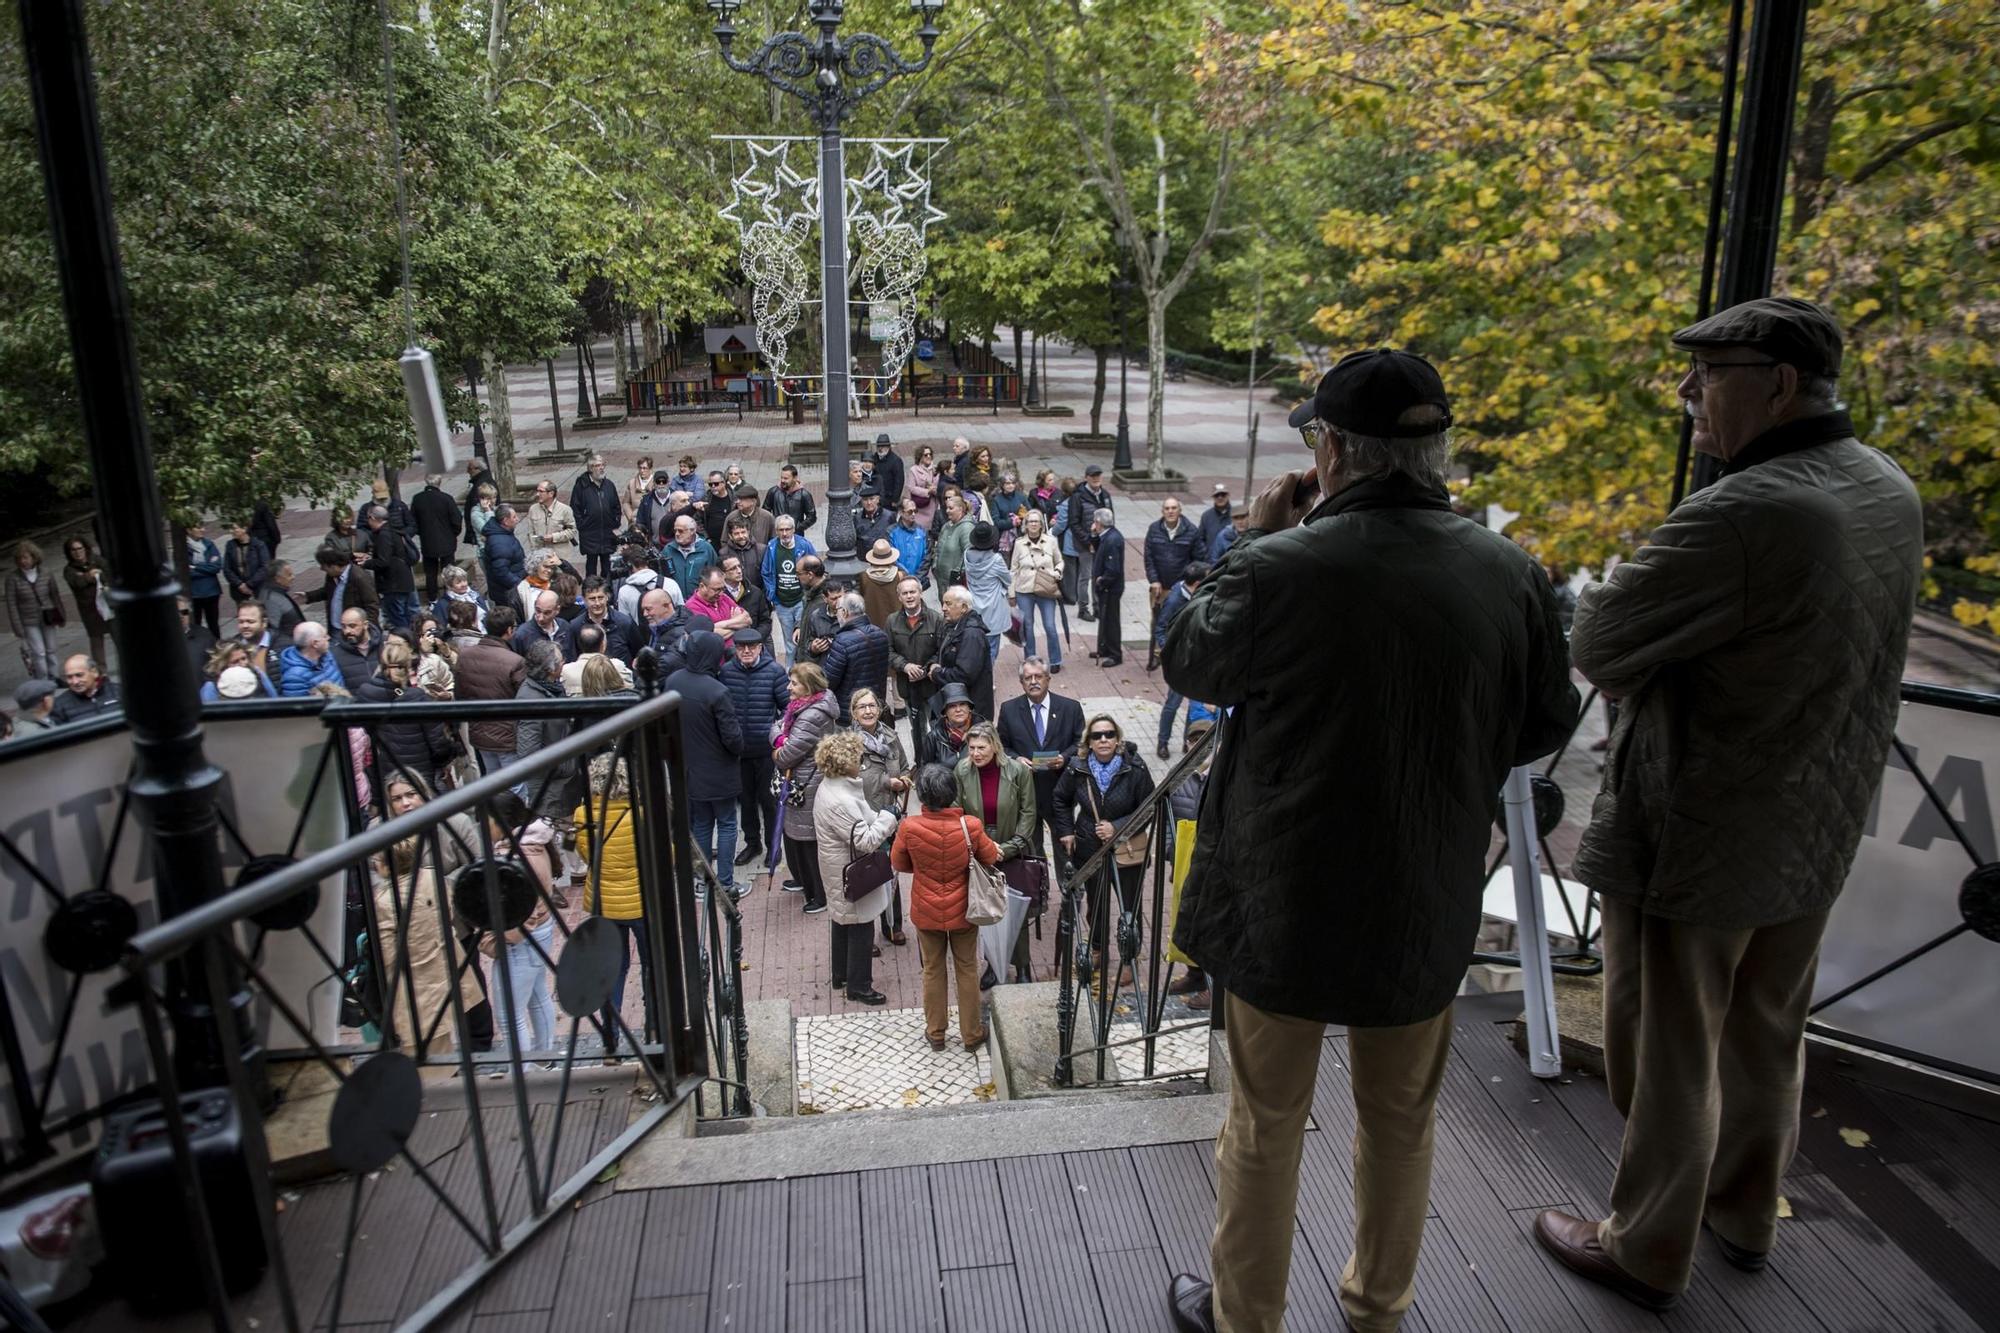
[708,0,743,49]
[912,0,943,48]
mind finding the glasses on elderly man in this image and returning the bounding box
[1687,357,1779,385]
[1299,418,1336,451]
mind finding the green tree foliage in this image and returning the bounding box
[0,0,572,520]
[1260,0,2000,584]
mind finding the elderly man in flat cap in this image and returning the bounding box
[1533,298,1924,1311]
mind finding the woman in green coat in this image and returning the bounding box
[932,492,976,590]
[953,721,1038,981]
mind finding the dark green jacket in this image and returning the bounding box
[1162,474,1578,1026]
[1572,418,1921,929]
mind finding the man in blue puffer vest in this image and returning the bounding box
[721,628,788,873]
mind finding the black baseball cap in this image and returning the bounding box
[1287,349,1453,438]
[1671,296,1843,376]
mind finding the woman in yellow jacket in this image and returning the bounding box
[575,753,647,1063]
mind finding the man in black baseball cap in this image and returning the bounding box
[1161,342,1577,1333]
[1286,347,1454,440]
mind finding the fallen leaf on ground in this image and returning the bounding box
[594,1162,621,1183]
[1776,1196,1793,1219]
[1837,1126,1872,1149]
[1811,1107,1827,1118]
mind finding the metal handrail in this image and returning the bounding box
[1054,724,1220,1088]
[122,690,681,968]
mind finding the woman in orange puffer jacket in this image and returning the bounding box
[890,763,1002,1051]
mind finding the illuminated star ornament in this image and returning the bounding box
[715,137,946,389]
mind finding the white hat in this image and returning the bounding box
[216,666,260,699]
[1212,483,1229,495]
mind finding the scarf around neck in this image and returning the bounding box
[1089,751,1123,793]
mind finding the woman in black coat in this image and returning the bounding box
[354,638,459,799]
[1049,716,1157,980]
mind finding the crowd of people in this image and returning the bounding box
[3,434,1225,1063]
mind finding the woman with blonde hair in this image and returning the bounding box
[1009,508,1065,672]
[848,687,912,945]
[812,729,899,1004]
[577,752,649,1061]
[1051,713,1156,985]
[6,540,65,679]
[371,773,482,1054]
[357,637,458,794]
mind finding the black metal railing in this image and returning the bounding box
[92,685,699,1329]
[1054,726,1219,1089]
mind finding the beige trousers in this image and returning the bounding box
[1211,992,1454,1333]
[917,927,984,1044]
[1597,898,1830,1292]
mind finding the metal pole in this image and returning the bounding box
[1503,766,1562,1078]
[18,0,259,1098]
[818,120,859,575]
[1668,0,1747,511]
[464,355,487,461]
[1244,413,1259,506]
[1690,0,1805,497]
[575,338,592,419]
[545,357,566,454]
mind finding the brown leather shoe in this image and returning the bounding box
[1532,1210,1678,1312]
[963,1031,988,1052]
[927,1036,947,1051]
[1184,989,1211,1011]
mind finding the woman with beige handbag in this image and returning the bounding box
[1050,715,1157,987]
[1008,508,1067,672]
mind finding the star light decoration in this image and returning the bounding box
[717,138,946,387]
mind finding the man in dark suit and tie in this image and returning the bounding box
[996,657,1085,865]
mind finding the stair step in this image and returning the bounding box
[617,1080,1222,1190]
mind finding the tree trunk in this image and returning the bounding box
[1011,326,1024,403]
[1145,298,1168,477]
[1090,344,1108,436]
[484,348,515,494]
[1790,76,1838,236]
[612,314,630,397]
[642,308,661,366]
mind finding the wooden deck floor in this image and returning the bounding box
[53,1011,2000,1332]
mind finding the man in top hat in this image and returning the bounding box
[859,538,907,629]
[852,484,893,550]
[1532,298,1924,1312]
[1161,347,1578,1333]
[872,432,906,508]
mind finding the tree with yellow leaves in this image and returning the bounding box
[1257,0,1998,608]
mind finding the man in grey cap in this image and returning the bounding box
[1532,298,1923,1312]
[11,679,58,736]
[1162,348,1578,1333]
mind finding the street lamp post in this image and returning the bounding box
[463,355,487,461]
[1112,275,1133,473]
[709,0,943,575]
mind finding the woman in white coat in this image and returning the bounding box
[1008,508,1066,672]
[813,729,899,1005]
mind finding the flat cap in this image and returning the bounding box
[14,678,57,708]
[1672,296,1842,376]
[733,627,764,645]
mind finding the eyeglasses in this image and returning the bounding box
[1088,731,1118,741]
[1299,418,1335,450]
[1687,357,1778,385]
